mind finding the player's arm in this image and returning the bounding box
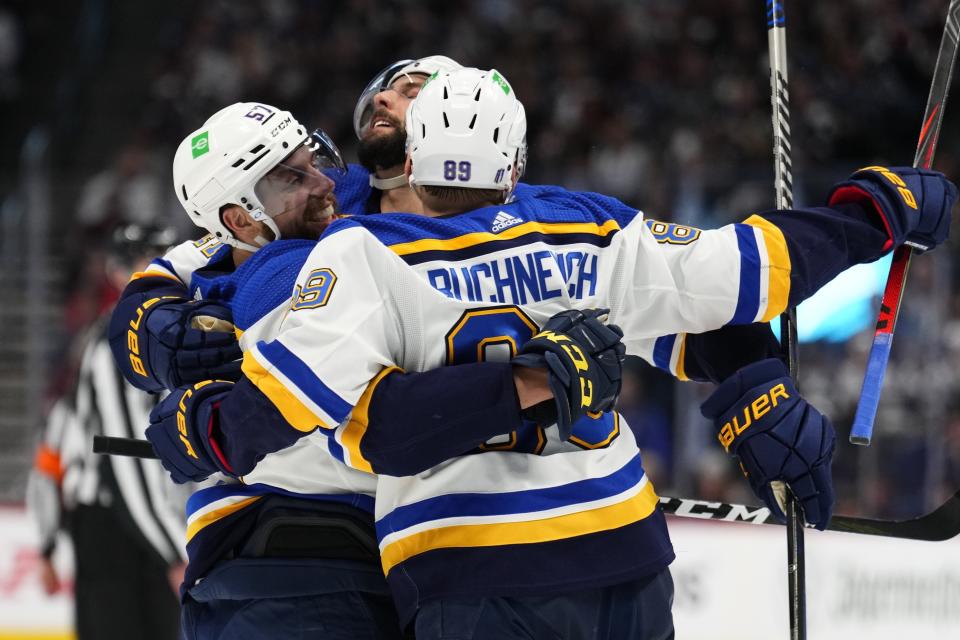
[108,238,241,393]
[639,323,783,384]
[606,166,955,343]
[350,310,624,476]
[143,226,409,481]
[147,312,623,481]
[151,362,528,481]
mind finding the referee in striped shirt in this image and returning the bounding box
[28,224,188,640]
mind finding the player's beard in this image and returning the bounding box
[357,125,407,175]
[277,194,337,240]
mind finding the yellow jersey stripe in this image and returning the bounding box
[242,351,330,432]
[339,366,403,474]
[128,269,182,284]
[380,478,659,575]
[744,215,792,322]
[388,219,621,256]
[675,334,688,381]
[186,495,262,542]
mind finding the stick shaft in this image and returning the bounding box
[93,435,157,459]
[766,2,806,637]
[851,0,960,446]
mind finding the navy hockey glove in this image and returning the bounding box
[111,297,242,393]
[146,380,236,483]
[828,166,957,253]
[700,358,835,530]
[512,308,626,440]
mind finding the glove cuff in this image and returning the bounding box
[701,358,789,419]
[183,380,236,475]
[828,182,895,251]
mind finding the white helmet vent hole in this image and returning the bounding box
[443,86,448,100]
[243,149,271,171]
[468,114,477,130]
[250,144,264,153]
[231,159,244,168]
[442,112,449,128]
[181,185,189,200]
[474,89,482,101]
[492,128,500,144]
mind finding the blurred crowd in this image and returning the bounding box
[13,0,960,517]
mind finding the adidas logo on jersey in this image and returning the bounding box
[492,211,522,232]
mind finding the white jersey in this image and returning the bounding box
[230,183,793,620]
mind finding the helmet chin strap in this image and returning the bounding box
[227,237,265,253]
[369,173,408,190]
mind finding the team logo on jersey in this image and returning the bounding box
[191,131,210,158]
[491,211,522,232]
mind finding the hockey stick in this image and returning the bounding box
[93,434,157,459]
[764,2,806,638]
[660,492,960,542]
[93,434,960,542]
[850,0,960,446]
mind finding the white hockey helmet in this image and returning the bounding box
[172,102,345,251]
[353,54,463,139]
[406,67,527,193]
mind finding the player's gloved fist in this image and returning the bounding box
[146,380,236,483]
[828,166,957,253]
[512,308,626,440]
[700,358,835,530]
[123,297,242,393]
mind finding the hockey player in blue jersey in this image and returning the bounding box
[139,67,955,639]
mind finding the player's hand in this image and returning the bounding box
[512,308,626,440]
[120,298,242,393]
[146,380,236,483]
[827,166,957,253]
[700,358,835,530]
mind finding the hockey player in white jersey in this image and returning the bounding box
[143,67,956,638]
[110,99,625,639]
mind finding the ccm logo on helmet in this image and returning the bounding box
[270,117,293,138]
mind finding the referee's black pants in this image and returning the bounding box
[70,504,180,640]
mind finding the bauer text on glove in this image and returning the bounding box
[701,358,836,530]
